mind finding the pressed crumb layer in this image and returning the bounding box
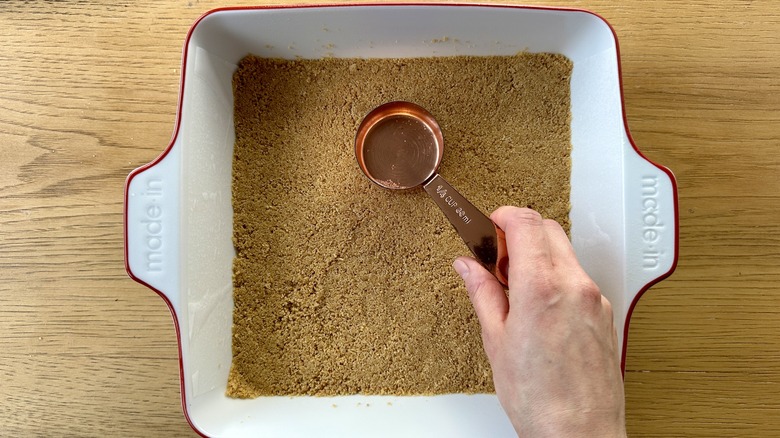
[228,53,572,397]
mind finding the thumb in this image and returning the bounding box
[453,256,509,340]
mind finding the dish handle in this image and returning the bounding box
[623,143,679,305]
[124,144,182,311]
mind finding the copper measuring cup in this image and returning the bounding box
[355,101,509,286]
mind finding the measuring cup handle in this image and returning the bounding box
[494,226,509,286]
[423,174,509,287]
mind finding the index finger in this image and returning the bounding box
[490,206,552,277]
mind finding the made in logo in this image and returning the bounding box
[641,175,664,270]
[142,178,163,272]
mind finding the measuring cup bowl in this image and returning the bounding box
[355,101,509,286]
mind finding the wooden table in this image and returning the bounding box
[1,1,778,436]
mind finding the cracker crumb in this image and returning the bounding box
[227,53,572,398]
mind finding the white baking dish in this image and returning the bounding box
[124,4,678,437]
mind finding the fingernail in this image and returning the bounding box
[452,259,470,279]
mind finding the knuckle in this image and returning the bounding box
[577,277,603,305]
[504,208,543,233]
[541,218,563,231]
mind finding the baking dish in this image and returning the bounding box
[124,4,678,437]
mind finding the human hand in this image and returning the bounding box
[452,207,626,437]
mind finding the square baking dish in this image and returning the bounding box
[124,4,678,437]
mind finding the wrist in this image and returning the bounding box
[510,408,626,438]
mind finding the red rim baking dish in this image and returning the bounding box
[124,4,678,437]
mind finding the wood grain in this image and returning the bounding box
[0,0,777,436]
